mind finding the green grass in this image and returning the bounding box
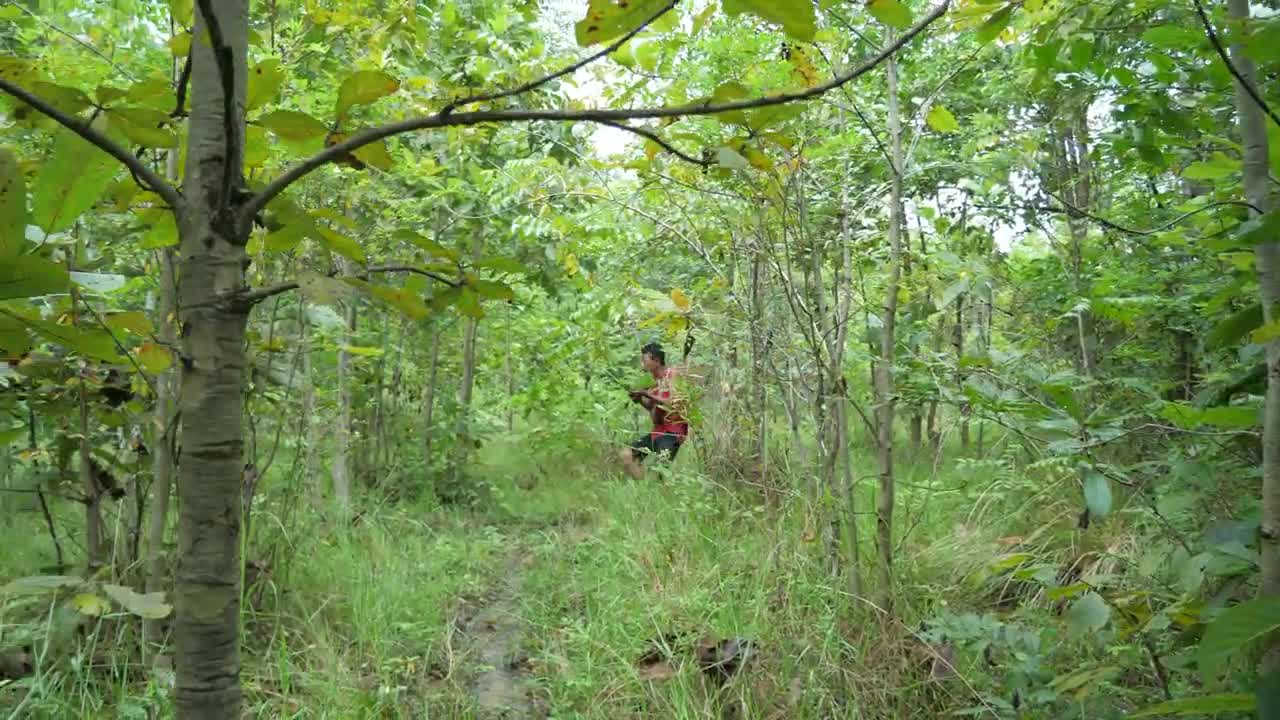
[1,425,1212,718]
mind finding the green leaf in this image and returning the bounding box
[721,0,816,41]
[256,110,328,140]
[473,255,528,275]
[574,0,669,46]
[246,59,285,111]
[474,279,515,301]
[926,105,960,133]
[138,210,179,249]
[1131,694,1256,717]
[429,285,463,310]
[746,102,806,131]
[1,575,83,594]
[103,312,154,336]
[351,139,394,171]
[457,287,484,318]
[716,146,751,170]
[1142,25,1200,49]
[102,584,172,619]
[316,226,367,264]
[169,0,193,27]
[396,230,461,262]
[0,255,70,300]
[975,5,1013,45]
[0,148,27,259]
[31,127,118,234]
[1083,471,1111,519]
[138,342,171,374]
[1199,598,1280,683]
[0,314,32,358]
[344,278,431,320]
[1236,208,1280,247]
[1184,152,1240,181]
[1207,303,1262,349]
[866,0,912,29]
[1065,592,1111,635]
[336,70,400,120]
[27,318,124,363]
[107,107,177,148]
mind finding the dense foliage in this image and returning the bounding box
[2,0,1280,717]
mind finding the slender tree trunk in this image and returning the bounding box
[450,303,480,497]
[300,306,321,502]
[333,287,355,511]
[173,0,249,714]
[873,50,905,613]
[144,246,177,659]
[955,298,970,454]
[72,283,104,571]
[1228,0,1280,638]
[423,319,442,469]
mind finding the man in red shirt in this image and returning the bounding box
[619,342,689,479]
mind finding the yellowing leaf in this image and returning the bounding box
[169,32,191,56]
[574,0,669,47]
[867,0,913,29]
[670,288,691,312]
[246,59,285,111]
[138,342,172,374]
[351,138,394,171]
[102,584,171,619]
[72,592,110,616]
[926,105,960,133]
[104,312,154,336]
[107,107,178,148]
[722,0,816,41]
[138,209,179,249]
[786,44,819,87]
[316,226,367,264]
[336,70,400,120]
[257,110,328,141]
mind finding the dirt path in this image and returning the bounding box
[463,552,537,719]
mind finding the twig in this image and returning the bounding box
[195,0,240,209]
[241,0,951,223]
[172,52,193,118]
[978,196,1259,236]
[79,302,159,397]
[440,0,677,114]
[594,120,710,166]
[0,78,183,212]
[1191,0,1280,130]
[231,264,461,308]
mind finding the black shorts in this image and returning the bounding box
[630,432,683,463]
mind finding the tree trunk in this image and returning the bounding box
[72,284,104,571]
[144,246,177,659]
[1228,0,1280,645]
[873,50,905,613]
[447,238,483,498]
[423,318,442,470]
[955,298,970,454]
[300,305,321,502]
[173,0,249,714]
[332,290,354,511]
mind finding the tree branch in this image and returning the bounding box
[231,264,462,309]
[1191,0,1280,131]
[241,0,950,224]
[195,0,239,208]
[441,0,677,115]
[0,78,183,212]
[594,120,710,165]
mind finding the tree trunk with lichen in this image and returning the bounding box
[173,1,250,716]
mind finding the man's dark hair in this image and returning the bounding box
[641,342,666,365]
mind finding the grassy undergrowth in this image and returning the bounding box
[1,429,1252,718]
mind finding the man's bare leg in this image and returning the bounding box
[619,448,644,479]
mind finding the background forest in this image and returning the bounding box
[1,0,1280,717]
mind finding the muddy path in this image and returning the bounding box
[461,552,539,719]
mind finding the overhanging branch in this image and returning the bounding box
[232,264,461,309]
[595,120,710,166]
[241,0,950,224]
[441,0,677,115]
[0,78,183,213]
[1191,0,1280,131]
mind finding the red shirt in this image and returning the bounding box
[650,366,689,440]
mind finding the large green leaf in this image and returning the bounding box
[866,0,912,29]
[107,107,177,148]
[0,147,26,259]
[975,5,1013,45]
[574,0,669,46]
[1184,152,1240,181]
[336,71,400,120]
[746,102,806,131]
[316,226,367,264]
[1199,598,1280,683]
[474,279,515,301]
[26,318,124,362]
[1207,303,1263,349]
[1131,694,1256,717]
[1142,25,1200,49]
[394,230,461,262]
[1065,592,1110,635]
[344,278,431,320]
[926,105,960,133]
[722,0,816,41]
[31,127,118,234]
[473,255,528,275]
[246,59,285,111]
[257,110,328,140]
[0,255,70,300]
[0,313,32,357]
[1083,471,1111,519]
